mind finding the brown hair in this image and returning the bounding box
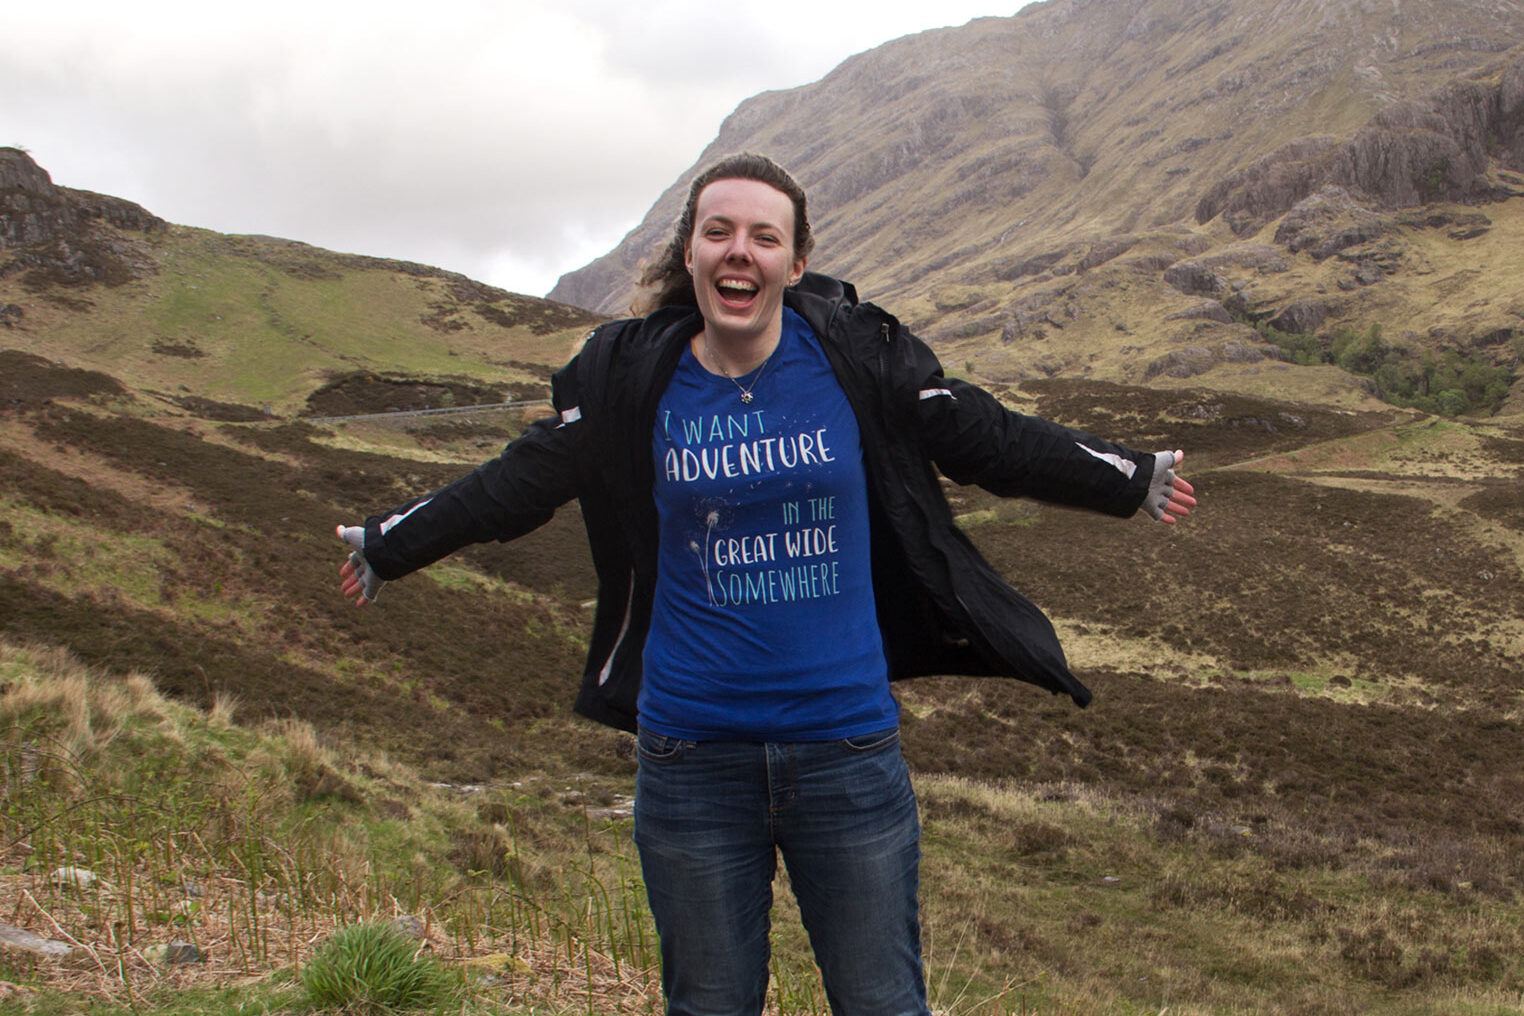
[634,152,814,314]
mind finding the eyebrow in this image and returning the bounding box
[698,213,785,234]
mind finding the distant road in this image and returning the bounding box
[305,399,552,424]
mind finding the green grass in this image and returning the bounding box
[302,921,463,1013]
[0,494,262,630]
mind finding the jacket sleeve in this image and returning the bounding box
[359,399,582,582]
[904,333,1154,518]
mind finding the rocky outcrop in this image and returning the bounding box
[1273,186,1393,259]
[1,148,164,248]
[1163,244,1289,299]
[1166,300,1234,324]
[1196,54,1524,234]
[1163,260,1230,298]
[0,923,70,958]
[1,148,164,286]
[1144,336,1273,380]
[0,150,52,194]
[1268,299,1334,335]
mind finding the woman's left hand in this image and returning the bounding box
[1145,449,1197,524]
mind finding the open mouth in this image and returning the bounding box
[715,277,759,307]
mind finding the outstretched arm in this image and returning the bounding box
[331,411,581,607]
[887,322,1196,521]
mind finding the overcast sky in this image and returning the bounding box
[5,1,1030,299]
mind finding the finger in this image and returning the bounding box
[1172,475,1195,497]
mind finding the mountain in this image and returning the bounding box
[549,0,1524,414]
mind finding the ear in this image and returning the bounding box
[788,254,807,287]
[684,241,694,275]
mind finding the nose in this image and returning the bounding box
[723,233,752,263]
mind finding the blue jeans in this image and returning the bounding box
[634,728,929,1016]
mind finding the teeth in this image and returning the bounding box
[717,279,758,293]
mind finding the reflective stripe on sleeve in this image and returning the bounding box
[1076,443,1138,479]
[379,498,434,535]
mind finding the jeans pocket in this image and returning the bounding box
[841,727,900,754]
[636,729,692,763]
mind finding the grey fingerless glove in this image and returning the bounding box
[1142,451,1178,521]
[339,525,385,602]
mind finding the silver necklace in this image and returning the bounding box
[705,334,776,405]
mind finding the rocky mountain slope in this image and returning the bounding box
[550,0,1524,412]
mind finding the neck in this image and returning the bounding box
[693,323,781,378]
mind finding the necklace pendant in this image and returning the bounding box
[740,391,754,405]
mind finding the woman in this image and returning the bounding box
[337,153,1195,1016]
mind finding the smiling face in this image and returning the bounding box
[684,177,807,355]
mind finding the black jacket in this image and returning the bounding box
[362,272,1157,733]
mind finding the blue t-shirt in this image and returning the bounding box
[640,308,898,741]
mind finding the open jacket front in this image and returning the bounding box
[362,272,1157,733]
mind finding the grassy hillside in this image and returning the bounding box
[912,196,1524,409]
[1,224,596,417]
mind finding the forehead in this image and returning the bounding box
[692,177,796,236]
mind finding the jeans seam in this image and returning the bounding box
[636,731,694,763]
[842,727,900,753]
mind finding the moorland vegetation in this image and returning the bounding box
[2,178,1522,1013]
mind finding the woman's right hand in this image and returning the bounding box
[336,525,384,606]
